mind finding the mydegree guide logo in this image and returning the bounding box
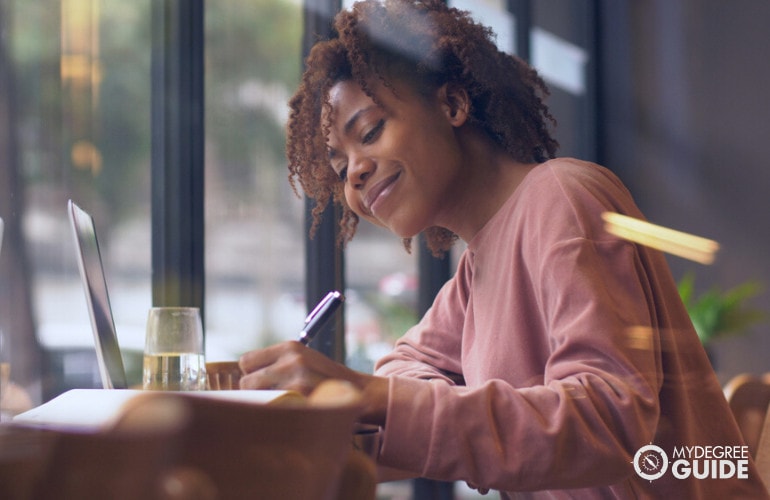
[633,444,750,481]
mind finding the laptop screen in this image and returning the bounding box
[68,200,128,389]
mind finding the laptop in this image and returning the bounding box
[67,200,128,390]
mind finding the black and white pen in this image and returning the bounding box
[298,290,345,346]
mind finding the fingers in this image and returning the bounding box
[239,364,275,390]
[465,482,490,495]
[239,341,333,394]
[238,341,301,391]
[238,340,300,373]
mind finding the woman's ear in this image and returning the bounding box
[438,83,470,127]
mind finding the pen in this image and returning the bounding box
[298,290,345,346]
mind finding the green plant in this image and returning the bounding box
[677,273,766,345]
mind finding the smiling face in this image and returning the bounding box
[325,79,470,239]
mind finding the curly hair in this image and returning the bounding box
[286,0,558,256]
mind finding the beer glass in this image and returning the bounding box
[143,307,207,391]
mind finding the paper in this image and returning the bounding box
[13,388,300,431]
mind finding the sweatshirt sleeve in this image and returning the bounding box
[375,250,473,384]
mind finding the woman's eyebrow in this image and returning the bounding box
[343,105,377,135]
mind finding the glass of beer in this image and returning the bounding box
[143,307,207,391]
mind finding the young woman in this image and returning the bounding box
[239,1,768,497]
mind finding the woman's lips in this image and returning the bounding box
[364,172,400,216]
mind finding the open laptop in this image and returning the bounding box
[67,200,128,390]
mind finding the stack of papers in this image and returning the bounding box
[13,389,301,431]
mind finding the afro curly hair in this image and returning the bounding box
[286,0,558,255]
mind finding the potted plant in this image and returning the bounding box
[677,273,765,366]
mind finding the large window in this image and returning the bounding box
[0,0,420,406]
[0,0,314,401]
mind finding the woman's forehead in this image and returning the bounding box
[328,80,370,106]
[323,77,421,127]
[322,80,379,132]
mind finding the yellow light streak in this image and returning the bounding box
[602,212,719,265]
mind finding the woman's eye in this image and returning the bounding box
[362,119,384,144]
[337,166,348,182]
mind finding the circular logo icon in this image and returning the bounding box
[633,444,668,481]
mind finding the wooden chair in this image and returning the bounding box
[0,395,192,500]
[33,396,190,500]
[724,373,770,459]
[141,379,374,500]
[2,380,375,500]
[0,425,56,500]
[755,402,770,493]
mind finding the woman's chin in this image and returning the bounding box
[388,224,423,240]
[362,210,425,240]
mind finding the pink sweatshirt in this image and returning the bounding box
[374,158,768,498]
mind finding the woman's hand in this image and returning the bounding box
[238,341,389,425]
[239,341,358,394]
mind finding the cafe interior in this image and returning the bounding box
[1,0,769,498]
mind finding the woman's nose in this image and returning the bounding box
[347,155,375,188]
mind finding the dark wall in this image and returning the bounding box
[599,0,770,382]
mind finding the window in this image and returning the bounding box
[204,0,305,361]
[1,0,154,400]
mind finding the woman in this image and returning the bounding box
[239,1,768,497]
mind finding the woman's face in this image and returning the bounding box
[324,79,468,238]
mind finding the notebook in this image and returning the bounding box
[67,200,128,390]
[12,388,302,430]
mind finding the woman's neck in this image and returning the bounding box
[440,128,538,242]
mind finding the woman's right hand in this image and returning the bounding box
[239,340,389,425]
